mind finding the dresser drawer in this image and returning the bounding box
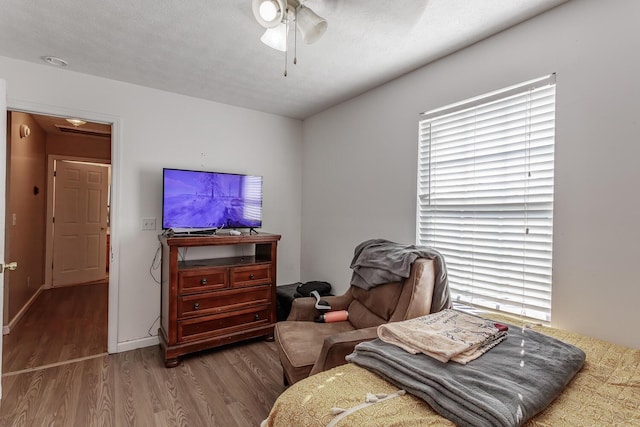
[179,268,228,294]
[230,264,271,288]
[178,285,272,318]
[177,306,272,343]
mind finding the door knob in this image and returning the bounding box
[1,262,18,274]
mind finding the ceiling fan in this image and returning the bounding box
[252,0,328,73]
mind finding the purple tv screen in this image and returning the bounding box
[162,168,263,230]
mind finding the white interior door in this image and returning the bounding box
[52,160,109,286]
[1,78,7,397]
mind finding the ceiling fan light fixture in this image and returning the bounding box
[261,24,288,52]
[259,1,278,21]
[66,118,87,127]
[296,5,327,44]
[252,0,287,28]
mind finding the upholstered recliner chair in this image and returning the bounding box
[275,258,444,385]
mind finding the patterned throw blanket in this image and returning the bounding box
[347,317,586,427]
[377,309,508,364]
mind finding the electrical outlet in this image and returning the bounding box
[141,217,157,230]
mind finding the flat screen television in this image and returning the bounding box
[162,168,263,230]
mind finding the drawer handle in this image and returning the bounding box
[249,274,255,279]
[200,278,208,285]
[254,314,260,321]
[194,302,200,310]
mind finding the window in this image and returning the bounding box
[417,75,556,321]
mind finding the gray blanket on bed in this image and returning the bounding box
[346,321,585,427]
[350,239,451,312]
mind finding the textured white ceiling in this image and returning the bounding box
[0,0,568,119]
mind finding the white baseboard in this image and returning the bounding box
[3,284,45,335]
[116,335,159,353]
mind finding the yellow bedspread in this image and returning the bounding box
[264,316,640,426]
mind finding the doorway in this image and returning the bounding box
[2,111,112,374]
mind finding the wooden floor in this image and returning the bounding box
[2,282,109,374]
[0,282,285,426]
[0,340,284,426]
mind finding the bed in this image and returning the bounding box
[262,313,640,426]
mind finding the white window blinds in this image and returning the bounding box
[243,176,263,221]
[417,75,556,321]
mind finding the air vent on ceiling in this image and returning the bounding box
[55,125,111,138]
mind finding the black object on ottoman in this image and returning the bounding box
[276,282,333,321]
[276,283,301,322]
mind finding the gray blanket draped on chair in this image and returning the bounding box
[350,239,451,313]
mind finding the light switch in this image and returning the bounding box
[12,213,16,226]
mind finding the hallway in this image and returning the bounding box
[2,282,108,374]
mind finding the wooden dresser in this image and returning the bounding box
[158,232,281,367]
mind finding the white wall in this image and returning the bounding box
[0,56,303,349]
[301,0,640,349]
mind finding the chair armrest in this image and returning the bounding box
[309,326,378,376]
[286,292,353,321]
